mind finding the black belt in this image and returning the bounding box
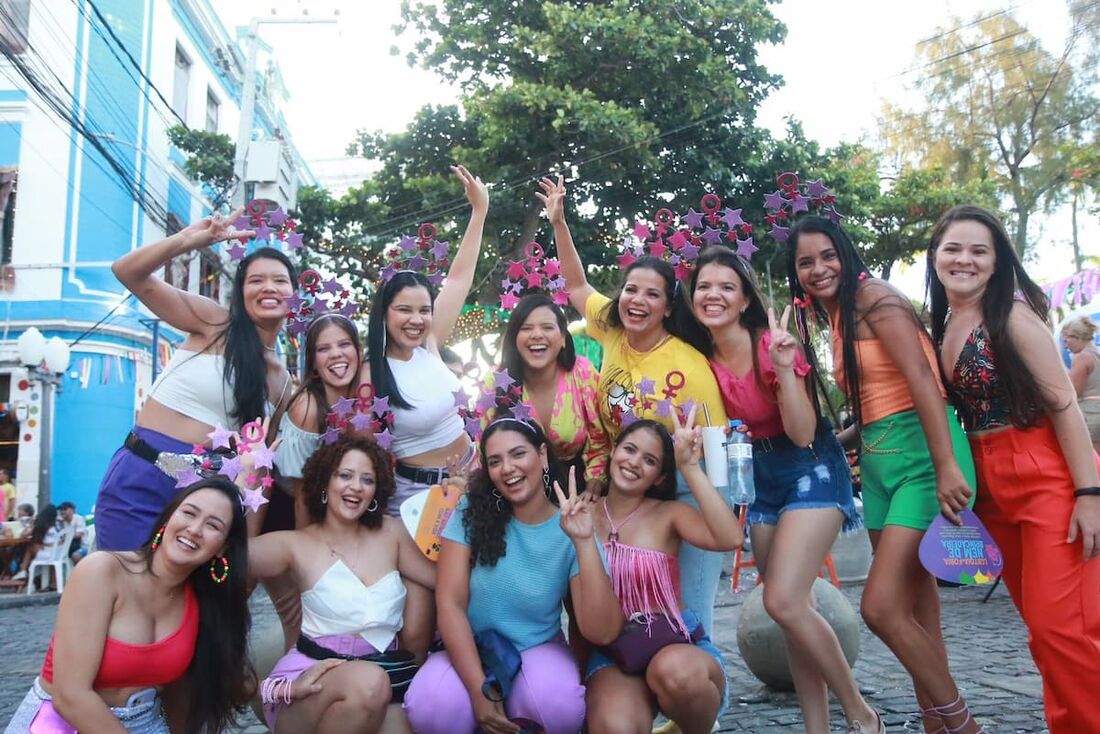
[393,462,448,485]
[123,431,161,463]
[295,635,418,702]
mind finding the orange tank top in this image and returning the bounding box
[829,309,946,425]
[41,583,198,689]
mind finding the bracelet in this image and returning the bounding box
[260,676,293,706]
[1073,487,1100,498]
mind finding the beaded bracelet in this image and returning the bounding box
[260,676,293,705]
[1073,487,1100,498]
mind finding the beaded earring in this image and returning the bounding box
[150,525,166,552]
[210,556,229,584]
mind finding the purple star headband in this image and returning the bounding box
[380,223,450,287]
[176,420,277,514]
[609,371,697,428]
[284,269,360,337]
[619,194,755,277]
[226,198,305,261]
[499,242,569,311]
[453,367,532,441]
[320,383,396,452]
[762,172,843,244]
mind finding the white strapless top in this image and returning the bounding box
[300,561,406,651]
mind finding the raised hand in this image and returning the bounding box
[767,305,799,373]
[535,175,567,225]
[182,206,254,249]
[442,451,472,497]
[555,466,595,541]
[672,403,702,469]
[452,164,489,214]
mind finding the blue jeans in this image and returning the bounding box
[675,463,732,637]
[5,678,168,733]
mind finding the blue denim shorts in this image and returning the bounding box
[748,420,862,534]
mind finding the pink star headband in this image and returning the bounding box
[177,420,277,514]
[321,383,396,452]
[380,223,450,287]
[453,367,532,441]
[762,172,843,244]
[284,269,360,337]
[620,194,755,277]
[499,242,568,311]
[226,198,305,261]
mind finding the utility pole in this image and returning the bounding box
[231,15,337,209]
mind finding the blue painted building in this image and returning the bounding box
[0,0,310,515]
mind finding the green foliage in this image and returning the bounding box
[880,7,1099,256]
[166,125,236,209]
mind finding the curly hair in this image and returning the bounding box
[602,420,677,501]
[300,434,395,528]
[463,418,564,568]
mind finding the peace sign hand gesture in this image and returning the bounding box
[555,466,594,541]
[535,175,567,225]
[182,206,254,250]
[672,403,703,469]
[767,305,799,373]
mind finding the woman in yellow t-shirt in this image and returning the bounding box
[536,175,730,637]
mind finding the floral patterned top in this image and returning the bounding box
[948,324,1011,432]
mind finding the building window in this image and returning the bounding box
[205,89,220,133]
[0,0,31,55]
[198,250,221,301]
[162,214,189,291]
[173,46,191,120]
[0,169,16,265]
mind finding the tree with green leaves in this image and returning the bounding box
[166,125,236,209]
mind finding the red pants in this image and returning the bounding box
[970,422,1100,734]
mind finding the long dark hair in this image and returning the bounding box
[137,478,252,734]
[685,246,773,391]
[223,247,297,427]
[30,504,57,545]
[603,420,677,500]
[463,419,564,568]
[926,205,1052,428]
[786,216,883,427]
[288,314,362,433]
[597,256,697,341]
[367,271,438,410]
[300,434,395,529]
[501,293,576,387]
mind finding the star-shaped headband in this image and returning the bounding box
[619,194,755,277]
[762,172,843,245]
[452,368,534,442]
[380,223,450,287]
[284,269,360,337]
[173,420,278,514]
[226,198,305,261]
[499,243,569,311]
[320,383,396,452]
[609,371,697,429]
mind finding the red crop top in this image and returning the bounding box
[41,583,198,689]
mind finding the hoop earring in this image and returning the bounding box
[367,498,379,513]
[542,468,551,497]
[150,525,166,552]
[492,488,504,513]
[209,556,229,584]
[321,489,327,505]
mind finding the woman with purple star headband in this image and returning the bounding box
[786,213,978,734]
[684,245,875,733]
[537,175,731,645]
[96,208,296,553]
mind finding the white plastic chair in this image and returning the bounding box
[26,524,73,595]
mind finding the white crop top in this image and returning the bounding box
[148,349,235,430]
[300,562,406,652]
[387,347,465,459]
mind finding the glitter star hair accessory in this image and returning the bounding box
[762,172,843,244]
[499,242,569,311]
[380,223,450,287]
[284,269,360,337]
[320,383,396,451]
[619,194,755,277]
[226,198,305,261]
[176,420,278,514]
[453,368,533,441]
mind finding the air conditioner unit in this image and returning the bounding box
[245,141,298,210]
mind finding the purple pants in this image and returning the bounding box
[403,638,585,734]
[94,426,191,551]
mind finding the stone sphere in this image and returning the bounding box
[735,578,860,691]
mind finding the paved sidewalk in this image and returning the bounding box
[0,579,1045,732]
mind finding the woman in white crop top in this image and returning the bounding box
[249,434,435,734]
[96,208,296,553]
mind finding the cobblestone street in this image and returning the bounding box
[0,577,1044,732]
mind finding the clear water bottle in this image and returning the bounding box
[726,419,755,506]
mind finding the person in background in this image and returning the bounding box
[15,503,34,537]
[1,469,16,521]
[58,502,88,565]
[12,504,59,585]
[1062,316,1100,453]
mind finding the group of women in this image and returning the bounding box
[5,163,1098,734]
